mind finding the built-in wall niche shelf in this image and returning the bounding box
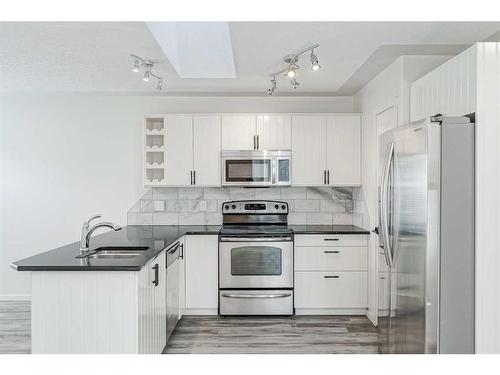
[144,116,166,186]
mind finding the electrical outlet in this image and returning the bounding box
[200,200,207,212]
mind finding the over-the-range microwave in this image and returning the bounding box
[221,150,291,187]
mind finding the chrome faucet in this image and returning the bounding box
[80,214,122,254]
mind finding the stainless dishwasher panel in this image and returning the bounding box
[219,289,293,315]
[166,244,180,341]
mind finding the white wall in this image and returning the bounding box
[475,42,500,353]
[353,55,451,324]
[0,94,353,298]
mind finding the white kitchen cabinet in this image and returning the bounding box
[193,115,221,186]
[326,115,361,185]
[256,115,292,150]
[185,235,219,314]
[178,240,186,318]
[291,115,327,186]
[164,115,193,186]
[294,234,368,315]
[295,271,367,309]
[221,115,257,150]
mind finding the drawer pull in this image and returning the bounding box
[324,250,340,254]
[324,238,340,241]
[324,275,340,279]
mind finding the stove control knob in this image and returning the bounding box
[231,204,236,209]
[274,204,279,209]
[281,205,286,210]
[224,205,229,210]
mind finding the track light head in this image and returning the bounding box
[290,78,300,89]
[143,70,150,82]
[310,50,321,71]
[132,59,140,73]
[156,80,163,91]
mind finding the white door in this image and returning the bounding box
[185,235,218,311]
[178,240,186,319]
[221,115,256,150]
[256,115,291,150]
[291,115,327,186]
[326,115,361,185]
[164,115,193,186]
[193,115,221,186]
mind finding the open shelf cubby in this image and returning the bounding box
[145,117,164,133]
[145,168,164,183]
[146,151,165,166]
[145,134,164,149]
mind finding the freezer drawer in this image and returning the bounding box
[295,246,367,271]
[294,271,367,309]
[219,289,293,315]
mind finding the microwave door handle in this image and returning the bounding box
[380,142,394,268]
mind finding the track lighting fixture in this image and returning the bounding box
[267,76,277,96]
[266,44,320,95]
[130,54,164,91]
[310,49,321,71]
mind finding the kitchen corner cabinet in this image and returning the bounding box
[291,114,361,186]
[31,249,168,354]
[184,235,219,314]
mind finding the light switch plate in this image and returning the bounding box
[153,200,165,211]
[200,200,207,211]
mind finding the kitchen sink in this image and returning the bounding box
[76,246,148,259]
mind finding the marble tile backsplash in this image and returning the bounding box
[128,187,370,229]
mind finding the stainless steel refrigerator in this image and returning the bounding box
[377,115,475,354]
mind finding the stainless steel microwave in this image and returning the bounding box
[221,150,291,187]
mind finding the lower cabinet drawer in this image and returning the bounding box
[294,271,367,309]
[295,246,367,271]
[294,234,368,247]
[220,290,293,315]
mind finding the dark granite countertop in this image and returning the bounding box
[11,224,369,272]
[290,225,370,235]
[11,225,221,272]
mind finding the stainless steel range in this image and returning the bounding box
[218,200,294,315]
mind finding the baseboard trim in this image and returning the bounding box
[0,294,31,301]
[295,308,367,315]
[183,308,218,316]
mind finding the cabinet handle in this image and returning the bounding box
[253,135,256,150]
[152,263,159,286]
[257,135,260,149]
[180,243,184,260]
[324,250,340,254]
[193,170,196,185]
[327,170,330,184]
[324,238,340,241]
[324,275,340,279]
[190,171,193,185]
[323,170,326,184]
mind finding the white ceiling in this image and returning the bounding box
[1,21,499,95]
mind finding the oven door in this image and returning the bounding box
[219,238,293,289]
[222,157,273,186]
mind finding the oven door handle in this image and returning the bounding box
[219,236,293,242]
[220,293,292,299]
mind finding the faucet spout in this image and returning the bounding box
[80,216,122,254]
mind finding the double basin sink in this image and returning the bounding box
[76,246,149,260]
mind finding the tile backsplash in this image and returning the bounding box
[128,187,370,229]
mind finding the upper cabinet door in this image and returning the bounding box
[193,115,221,186]
[326,115,361,186]
[256,115,292,150]
[164,115,193,186]
[291,115,327,186]
[221,115,256,150]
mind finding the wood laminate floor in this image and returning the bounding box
[0,301,31,354]
[0,302,378,354]
[164,315,378,354]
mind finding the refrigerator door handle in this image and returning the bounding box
[380,142,394,268]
